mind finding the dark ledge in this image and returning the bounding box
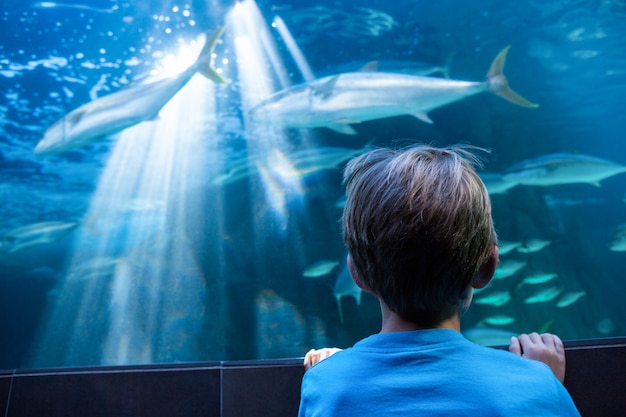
[0,337,623,417]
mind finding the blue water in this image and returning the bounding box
[1,0,625,370]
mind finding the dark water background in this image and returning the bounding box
[1,0,625,370]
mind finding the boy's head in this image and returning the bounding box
[342,145,497,327]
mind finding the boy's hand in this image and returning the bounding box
[303,348,343,371]
[509,332,566,383]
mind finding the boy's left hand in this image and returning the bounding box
[509,332,566,383]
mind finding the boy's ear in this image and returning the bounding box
[472,244,498,289]
[347,253,371,292]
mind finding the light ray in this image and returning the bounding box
[272,16,315,82]
[30,39,219,367]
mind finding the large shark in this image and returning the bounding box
[502,153,626,186]
[249,46,537,135]
[34,25,228,155]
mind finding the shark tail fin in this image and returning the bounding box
[195,24,230,84]
[487,46,538,108]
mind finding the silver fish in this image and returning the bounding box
[610,238,626,252]
[212,146,369,186]
[517,238,551,253]
[2,221,78,253]
[497,240,522,255]
[556,291,586,308]
[303,260,340,278]
[521,273,558,285]
[474,290,512,307]
[482,315,516,326]
[524,286,562,304]
[493,259,527,279]
[463,327,518,346]
[34,25,228,155]
[249,46,537,135]
[283,146,370,175]
[503,153,626,186]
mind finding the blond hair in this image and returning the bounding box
[342,145,497,326]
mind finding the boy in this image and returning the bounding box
[298,145,580,416]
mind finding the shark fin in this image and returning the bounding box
[411,111,433,124]
[326,123,357,135]
[195,24,230,83]
[359,61,378,72]
[336,296,345,324]
[487,46,538,108]
[314,75,340,99]
[67,109,87,126]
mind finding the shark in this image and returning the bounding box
[34,25,228,155]
[502,153,626,186]
[249,46,537,135]
[333,258,362,323]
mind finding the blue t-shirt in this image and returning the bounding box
[298,329,580,416]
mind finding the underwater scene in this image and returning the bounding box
[1,0,625,370]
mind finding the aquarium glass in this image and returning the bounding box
[1,0,625,370]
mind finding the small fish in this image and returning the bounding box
[282,146,370,176]
[596,318,614,335]
[482,315,516,326]
[524,286,562,304]
[250,46,536,135]
[463,327,518,346]
[503,153,626,187]
[303,260,340,278]
[474,290,512,307]
[34,25,228,155]
[497,240,522,255]
[333,261,362,323]
[609,238,626,252]
[2,221,78,253]
[556,291,586,308]
[493,259,527,279]
[69,256,121,280]
[521,273,558,285]
[212,146,370,186]
[517,239,551,253]
[335,195,347,209]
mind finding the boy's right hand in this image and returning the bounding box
[509,332,566,383]
[303,348,343,371]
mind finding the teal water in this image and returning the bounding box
[0,0,625,370]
